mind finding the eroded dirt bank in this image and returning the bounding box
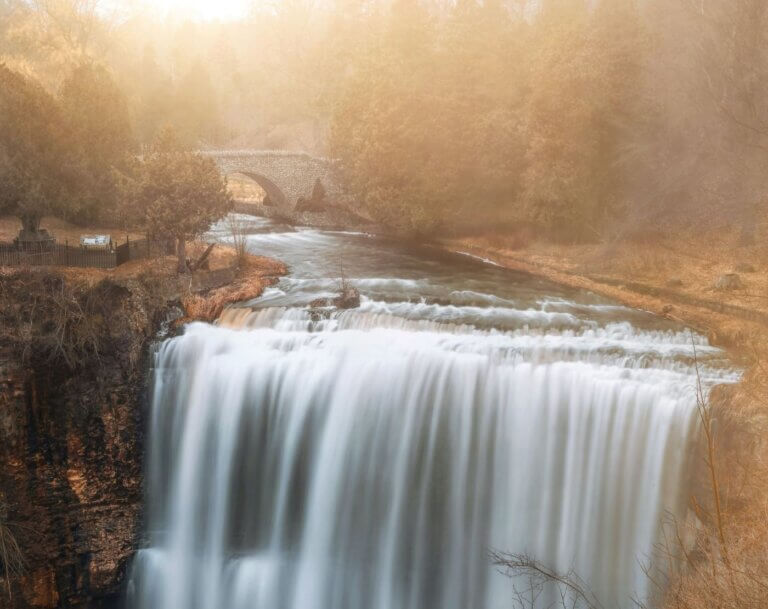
[0,252,285,608]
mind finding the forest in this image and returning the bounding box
[2,0,767,238]
[2,3,768,609]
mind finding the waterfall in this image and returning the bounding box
[128,301,734,609]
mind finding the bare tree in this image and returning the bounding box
[682,0,768,243]
[0,496,24,602]
[491,550,603,609]
[227,214,249,266]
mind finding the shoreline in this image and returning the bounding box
[437,238,766,363]
[240,202,763,357]
[235,203,767,363]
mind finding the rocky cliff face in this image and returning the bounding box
[0,259,284,608]
[0,272,169,608]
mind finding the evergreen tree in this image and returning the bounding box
[133,128,233,273]
[59,62,135,223]
[175,60,221,146]
[523,0,645,240]
[0,65,77,237]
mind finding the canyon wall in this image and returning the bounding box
[0,274,169,608]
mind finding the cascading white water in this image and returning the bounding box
[128,216,736,609]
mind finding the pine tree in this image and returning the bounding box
[133,128,233,273]
[59,62,135,223]
[0,65,77,238]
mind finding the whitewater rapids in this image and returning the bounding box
[127,215,736,609]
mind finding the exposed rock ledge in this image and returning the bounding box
[0,253,285,608]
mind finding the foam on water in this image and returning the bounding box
[127,215,737,609]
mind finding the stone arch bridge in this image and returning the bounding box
[204,150,341,210]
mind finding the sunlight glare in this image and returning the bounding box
[148,0,252,22]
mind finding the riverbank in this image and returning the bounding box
[441,235,768,356]
[0,243,285,608]
[441,233,768,609]
[233,200,382,234]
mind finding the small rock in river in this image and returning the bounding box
[309,287,361,310]
[333,287,360,309]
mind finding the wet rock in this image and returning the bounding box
[309,297,333,308]
[333,287,360,309]
[713,273,745,290]
[666,278,684,288]
[295,196,327,213]
[734,262,756,273]
[310,287,360,310]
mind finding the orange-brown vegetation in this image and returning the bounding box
[0,215,143,246]
[181,254,286,322]
[0,215,284,323]
[447,231,768,609]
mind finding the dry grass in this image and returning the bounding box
[515,231,767,311]
[0,496,24,602]
[446,229,768,609]
[0,215,143,245]
[181,254,286,322]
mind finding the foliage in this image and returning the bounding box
[132,129,233,272]
[0,270,111,369]
[59,62,136,224]
[173,60,222,147]
[4,0,765,239]
[523,0,646,240]
[0,64,78,233]
[330,0,647,238]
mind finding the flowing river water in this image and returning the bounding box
[127,215,737,609]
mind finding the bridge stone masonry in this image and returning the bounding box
[203,150,342,210]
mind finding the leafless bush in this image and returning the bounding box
[491,551,602,609]
[490,331,768,609]
[336,258,350,293]
[646,333,768,609]
[0,271,127,369]
[0,497,24,601]
[227,214,249,265]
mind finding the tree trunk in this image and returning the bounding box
[20,212,42,235]
[177,237,188,274]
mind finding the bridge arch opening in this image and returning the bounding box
[226,171,288,208]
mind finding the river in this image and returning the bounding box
[127,214,736,609]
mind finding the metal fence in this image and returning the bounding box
[124,237,176,261]
[0,237,175,269]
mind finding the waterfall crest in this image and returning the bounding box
[129,303,731,609]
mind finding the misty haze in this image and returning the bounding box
[0,2,766,609]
